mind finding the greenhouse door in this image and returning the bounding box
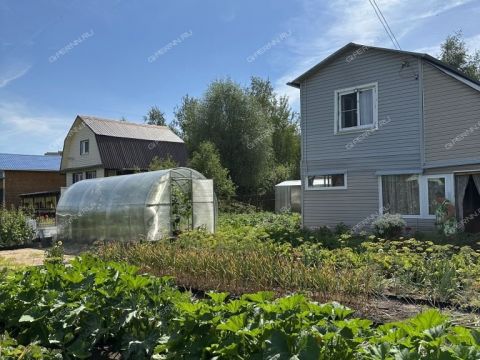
[192,179,215,232]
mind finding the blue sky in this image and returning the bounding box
[1,0,479,155]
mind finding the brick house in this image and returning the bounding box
[0,153,66,215]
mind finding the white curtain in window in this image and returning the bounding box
[359,89,373,125]
[455,175,469,229]
[472,174,480,197]
[382,175,420,215]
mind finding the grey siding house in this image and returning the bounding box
[288,43,480,233]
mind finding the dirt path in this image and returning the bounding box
[0,248,46,266]
[0,248,76,267]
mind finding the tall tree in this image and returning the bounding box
[440,31,480,80]
[171,95,199,141]
[173,77,300,197]
[144,106,167,126]
[249,77,300,181]
[189,141,236,200]
[173,79,272,194]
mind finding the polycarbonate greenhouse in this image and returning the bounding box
[275,180,301,213]
[56,168,217,244]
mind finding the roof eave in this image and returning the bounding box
[287,42,480,89]
[286,81,300,89]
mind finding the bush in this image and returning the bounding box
[44,240,64,264]
[371,213,406,239]
[0,208,35,248]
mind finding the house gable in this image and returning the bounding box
[60,116,102,171]
[298,47,422,167]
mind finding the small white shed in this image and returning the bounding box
[275,180,301,213]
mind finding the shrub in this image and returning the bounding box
[371,213,406,239]
[0,208,35,248]
[44,240,64,264]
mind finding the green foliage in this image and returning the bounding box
[371,213,406,239]
[171,180,192,234]
[440,30,480,80]
[148,154,179,171]
[0,255,186,359]
[0,332,60,359]
[0,208,35,248]
[100,212,480,308]
[0,256,478,359]
[144,105,167,126]
[172,77,300,195]
[44,240,64,265]
[189,141,236,200]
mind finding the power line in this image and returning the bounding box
[372,0,401,50]
[368,0,401,50]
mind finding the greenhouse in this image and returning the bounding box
[56,168,217,244]
[275,180,301,213]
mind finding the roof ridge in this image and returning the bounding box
[79,115,169,129]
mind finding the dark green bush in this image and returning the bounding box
[0,208,35,248]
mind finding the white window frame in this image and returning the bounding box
[305,172,348,191]
[378,173,454,219]
[80,139,89,155]
[334,82,378,134]
[422,174,454,219]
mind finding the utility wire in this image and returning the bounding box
[371,0,401,49]
[368,0,401,50]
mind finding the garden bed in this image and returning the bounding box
[0,255,478,359]
[98,212,480,322]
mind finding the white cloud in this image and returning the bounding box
[274,0,477,108]
[0,102,71,154]
[0,65,31,88]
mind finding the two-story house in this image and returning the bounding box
[61,115,187,186]
[288,43,480,233]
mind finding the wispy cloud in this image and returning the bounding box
[0,102,71,154]
[0,65,31,88]
[275,0,477,108]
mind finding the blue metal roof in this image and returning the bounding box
[0,153,61,171]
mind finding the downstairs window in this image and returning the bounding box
[306,173,346,190]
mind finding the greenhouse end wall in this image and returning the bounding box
[56,168,217,244]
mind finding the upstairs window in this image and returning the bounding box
[80,140,89,155]
[335,83,377,133]
[306,173,347,190]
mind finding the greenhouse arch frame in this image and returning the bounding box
[56,168,217,244]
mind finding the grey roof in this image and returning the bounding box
[0,153,61,171]
[79,115,184,143]
[287,42,480,90]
